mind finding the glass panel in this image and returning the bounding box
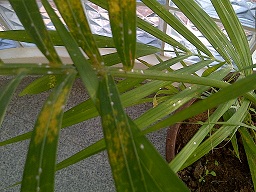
[85,1,161,47]
[165,0,256,62]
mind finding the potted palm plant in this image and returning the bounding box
[0,0,255,191]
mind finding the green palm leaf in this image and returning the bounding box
[141,0,213,57]
[181,100,250,169]
[145,75,256,133]
[0,72,25,126]
[1,0,255,191]
[170,100,235,172]
[239,128,256,189]
[172,0,233,63]
[211,0,253,76]
[56,139,106,171]
[0,63,75,76]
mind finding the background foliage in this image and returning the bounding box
[0,0,255,191]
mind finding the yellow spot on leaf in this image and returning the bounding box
[108,1,120,14]
[47,88,69,143]
[103,114,131,173]
[34,105,51,145]
[34,87,69,144]
[49,75,56,89]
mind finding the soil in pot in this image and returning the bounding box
[167,109,254,192]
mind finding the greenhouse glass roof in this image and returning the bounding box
[0,0,255,62]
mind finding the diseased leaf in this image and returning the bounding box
[9,0,62,66]
[89,0,189,53]
[42,0,99,102]
[108,0,137,70]
[21,72,76,192]
[98,74,147,191]
[19,75,68,96]
[53,0,104,71]
[128,119,190,192]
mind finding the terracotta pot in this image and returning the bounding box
[165,98,197,162]
[165,72,240,162]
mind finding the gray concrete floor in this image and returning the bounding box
[0,76,167,192]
